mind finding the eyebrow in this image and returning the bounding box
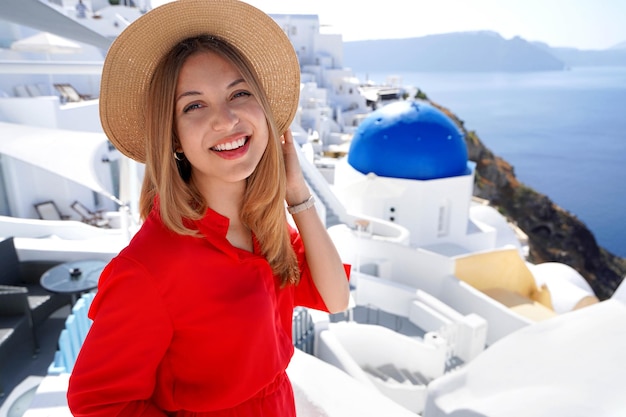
[175,78,246,103]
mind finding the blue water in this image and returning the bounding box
[357,67,626,258]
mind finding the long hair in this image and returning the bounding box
[140,36,299,286]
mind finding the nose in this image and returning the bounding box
[210,103,238,131]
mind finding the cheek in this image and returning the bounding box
[254,128,270,157]
[254,112,270,144]
[175,120,200,151]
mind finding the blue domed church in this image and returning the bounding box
[348,100,469,181]
[334,100,487,251]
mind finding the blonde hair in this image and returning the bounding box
[140,36,299,286]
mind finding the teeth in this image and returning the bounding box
[212,137,247,151]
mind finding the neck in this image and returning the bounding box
[197,178,252,252]
[196,178,245,218]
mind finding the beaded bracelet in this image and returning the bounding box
[287,195,315,214]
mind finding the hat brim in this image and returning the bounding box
[99,0,301,163]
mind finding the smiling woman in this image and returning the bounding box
[67,1,350,416]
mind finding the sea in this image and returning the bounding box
[356,67,626,258]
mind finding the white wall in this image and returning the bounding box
[328,224,455,297]
[56,100,101,132]
[0,97,100,132]
[0,96,60,126]
[3,157,103,220]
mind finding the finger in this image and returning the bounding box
[283,129,293,144]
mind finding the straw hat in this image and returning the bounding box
[99,0,301,163]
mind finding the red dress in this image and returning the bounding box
[67,204,336,416]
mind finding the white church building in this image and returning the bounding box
[327,100,598,346]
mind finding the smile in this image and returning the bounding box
[211,137,249,152]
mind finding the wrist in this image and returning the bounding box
[287,195,315,215]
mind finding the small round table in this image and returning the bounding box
[40,260,107,304]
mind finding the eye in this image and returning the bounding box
[232,90,252,99]
[182,102,202,113]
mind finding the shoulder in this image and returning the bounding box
[111,212,200,283]
[123,208,192,258]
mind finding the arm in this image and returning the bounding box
[67,259,172,417]
[281,129,350,313]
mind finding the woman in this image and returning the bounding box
[67,1,350,415]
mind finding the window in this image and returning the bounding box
[438,199,450,237]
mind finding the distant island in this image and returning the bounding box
[343,31,626,72]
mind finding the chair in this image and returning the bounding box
[25,84,42,97]
[0,285,36,348]
[0,237,68,394]
[53,83,92,103]
[0,285,35,396]
[70,200,110,228]
[13,84,30,97]
[0,237,69,337]
[34,200,69,221]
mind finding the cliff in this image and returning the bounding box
[344,32,565,72]
[344,32,626,72]
[432,103,626,300]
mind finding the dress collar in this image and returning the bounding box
[151,195,260,257]
[193,206,262,258]
[194,206,230,239]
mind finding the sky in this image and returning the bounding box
[151,0,626,50]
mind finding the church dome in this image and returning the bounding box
[347,100,468,180]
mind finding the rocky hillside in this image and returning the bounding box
[344,32,565,72]
[344,32,626,72]
[432,103,626,300]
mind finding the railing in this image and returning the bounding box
[48,292,95,375]
[292,307,315,355]
[295,143,348,227]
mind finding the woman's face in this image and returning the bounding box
[174,51,268,190]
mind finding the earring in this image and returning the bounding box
[174,152,191,183]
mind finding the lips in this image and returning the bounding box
[211,137,249,152]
